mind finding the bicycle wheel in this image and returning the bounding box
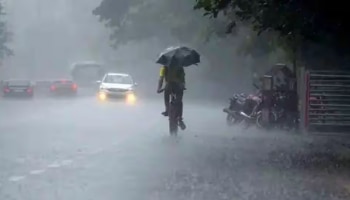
[168,101,178,135]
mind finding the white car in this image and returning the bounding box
[97,73,137,102]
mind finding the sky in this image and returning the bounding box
[2,0,113,79]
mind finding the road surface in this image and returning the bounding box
[0,96,350,200]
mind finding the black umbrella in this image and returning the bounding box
[156,46,200,67]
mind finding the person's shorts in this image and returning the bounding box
[166,82,184,94]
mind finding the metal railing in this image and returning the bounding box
[306,70,350,131]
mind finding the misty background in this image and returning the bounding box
[0,0,288,100]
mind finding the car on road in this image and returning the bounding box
[49,79,78,96]
[2,80,34,98]
[70,61,105,87]
[97,73,137,103]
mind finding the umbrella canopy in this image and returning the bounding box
[156,46,200,68]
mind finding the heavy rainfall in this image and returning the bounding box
[0,0,350,200]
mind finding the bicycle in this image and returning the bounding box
[159,86,185,135]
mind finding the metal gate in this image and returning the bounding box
[302,70,350,133]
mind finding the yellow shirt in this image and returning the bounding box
[159,66,166,77]
[159,66,185,83]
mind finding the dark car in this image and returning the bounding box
[3,80,34,98]
[49,80,78,96]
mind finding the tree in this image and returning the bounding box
[92,0,235,65]
[194,0,350,70]
[93,0,220,47]
[92,0,290,88]
[0,3,13,61]
[94,0,291,63]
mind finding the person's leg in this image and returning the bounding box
[162,88,170,116]
[174,84,186,130]
[177,88,184,120]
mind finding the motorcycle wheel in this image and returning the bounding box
[256,113,265,129]
[240,117,254,130]
[256,112,276,129]
[226,114,236,126]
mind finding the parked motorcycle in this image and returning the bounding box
[270,92,299,131]
[223,93,246,126]
[238,94,264,129]
[254,92,298,131]
[223,88,297,131]
[236,89,283,130]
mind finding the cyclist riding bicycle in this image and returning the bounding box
[157,65,186,130]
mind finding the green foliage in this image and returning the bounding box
[194,0,309,37]
[93,0,231,48]
[236,27,298,62]
[93,0,139,28]
[94,0,181,46]
[0,3,12,60]
[93,0,350,70]
[194,0,350,59]
[93,0,297,77]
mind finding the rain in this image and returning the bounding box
[0,0,350,200]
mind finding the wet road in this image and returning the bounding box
[0,96,350,200]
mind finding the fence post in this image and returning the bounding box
[299,67,307,134]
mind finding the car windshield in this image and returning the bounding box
[7,80,30,86]
[104,75,133,84]
[53,80,73,85]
